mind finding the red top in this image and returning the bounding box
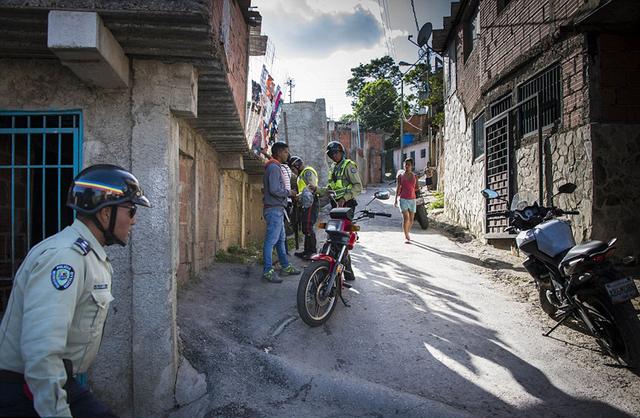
[398,172,418,199]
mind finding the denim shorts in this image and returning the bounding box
[399,198,417,213]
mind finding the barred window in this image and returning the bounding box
[420,148,426,159]
[517,64,562,136]
[490,95,512,118]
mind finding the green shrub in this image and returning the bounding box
[429,191,444,210]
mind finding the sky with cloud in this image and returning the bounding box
[251,0,452,118]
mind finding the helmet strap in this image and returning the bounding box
[91,206,126,247]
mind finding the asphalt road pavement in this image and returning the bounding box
[178,187,640,418]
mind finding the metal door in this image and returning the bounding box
[484,112,512,234]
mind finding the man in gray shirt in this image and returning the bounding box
[262,142,301,283]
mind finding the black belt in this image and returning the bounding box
[0,369,25,383]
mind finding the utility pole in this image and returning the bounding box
[285,77,295,103]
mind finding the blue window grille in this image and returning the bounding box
[0,111,83,283]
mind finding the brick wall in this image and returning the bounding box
[218,169,245,250]
[211,0,249,127]
[177,119,221,286]
[364,131,384,184]
[594,33,640,124]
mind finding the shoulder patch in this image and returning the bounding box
[73,237,91,256]
[51,264,75,290]
[350,167,358,174]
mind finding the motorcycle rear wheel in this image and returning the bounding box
[582,295,640,370]
[416,205,429,230]
[297,260,338,327]
[538,280,560,319]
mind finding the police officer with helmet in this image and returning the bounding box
[323,141,362,209]
[0,164,150,417]
[320,141,362,281]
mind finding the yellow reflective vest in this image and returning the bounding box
[296,166,318,192]
[329,158,358,200]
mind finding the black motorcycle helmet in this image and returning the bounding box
[67,164,150,246]
[326,141,344,158]
[288,155,304,171]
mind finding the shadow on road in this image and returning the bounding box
[353,246,632,417]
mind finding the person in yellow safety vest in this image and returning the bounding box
[288,156,319,260]
[318,141,363,281]
[322,141,363,209]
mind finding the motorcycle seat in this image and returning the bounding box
[560,240,607,266]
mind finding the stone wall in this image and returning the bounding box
[281,100,329,185]
[591,124,640,257]
[443,93,486,237]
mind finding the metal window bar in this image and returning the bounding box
[0,111,82,281]
[517,65,561,135]
[490,95,512,118]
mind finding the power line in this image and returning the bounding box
[410,0,420,32]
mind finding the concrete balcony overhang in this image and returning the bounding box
[0,2,264,174]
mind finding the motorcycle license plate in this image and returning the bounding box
[605,278,639,304]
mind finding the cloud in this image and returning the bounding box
[262,5,383,57]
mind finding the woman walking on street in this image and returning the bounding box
[394,158,418,243]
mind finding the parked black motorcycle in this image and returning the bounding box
[482,183,640,369]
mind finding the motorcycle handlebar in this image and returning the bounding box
[375,212,392,218]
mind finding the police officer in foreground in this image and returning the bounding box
[320,141,363,280]
[0,164,150,418]
[288,156,319,260]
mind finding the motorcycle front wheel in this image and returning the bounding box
[297,260,338,327]
[581,295,640,370]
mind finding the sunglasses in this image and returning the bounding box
[118,205,137,218]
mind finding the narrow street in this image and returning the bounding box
[178,187,640,418]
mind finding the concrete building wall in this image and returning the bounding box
[393,141,430,174]
[0,57,136,413]
[282,100,329,185]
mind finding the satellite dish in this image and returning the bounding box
[417,22,432,48]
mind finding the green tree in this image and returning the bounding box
[403,64,445,128]
[346,56,401,106]
[339,113,356,123]
[353,79,399,134]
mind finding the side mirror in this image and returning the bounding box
[557,183,577,194]
[374,191,390,200]
[481,189,499,199]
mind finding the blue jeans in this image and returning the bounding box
[263,207,289,274]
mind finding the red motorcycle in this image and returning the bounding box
[296,191,391,326]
